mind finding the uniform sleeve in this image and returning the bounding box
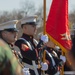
[0,47,6,68]
[15,40,38,60]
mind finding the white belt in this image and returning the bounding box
[54,71,60,75]
[23,61,39,75]
[24,63,35,70]
[23,62,39,70]
[32,61,39,75]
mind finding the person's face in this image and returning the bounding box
[23,24,37,36]
[2,31,18,43]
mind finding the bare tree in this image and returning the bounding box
[69,11,75,24]
[10,10,23,20]
[20,0,36,16]
[0,11,10,23]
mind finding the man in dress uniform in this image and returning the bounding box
[15,15,48,75]
[0,20,23,75]
[37,33,66,75]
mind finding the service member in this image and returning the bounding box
[0,20,18,48]
[15,15,48,75]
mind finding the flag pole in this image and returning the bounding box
[43,0,46,35]
[43,0,46,63]
[42,0,46,75]
[60,52,64,75]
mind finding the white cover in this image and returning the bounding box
[20,15,37,25]
[0,20,18,30]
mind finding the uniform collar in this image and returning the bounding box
[22,33,33,41]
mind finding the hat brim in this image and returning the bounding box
[4,28,19,32]
[25,22,37,25]
[21,22,37,27]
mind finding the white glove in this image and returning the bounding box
[60,55,66,63]
[41,35,48,43]
[41,62,48,71]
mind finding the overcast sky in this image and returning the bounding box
[0,0,75,13]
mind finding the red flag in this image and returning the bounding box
[46,0,72,52]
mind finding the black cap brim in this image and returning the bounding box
[4,28,19,32]
[21,22,37,28]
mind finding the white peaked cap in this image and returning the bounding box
[0,20,19,31]
[20,15,38,25]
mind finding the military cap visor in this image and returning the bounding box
[21,22,37,27]
[4,28,19,32]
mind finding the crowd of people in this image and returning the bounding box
[0,15,74,75]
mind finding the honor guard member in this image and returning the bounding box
[0,20,18,46]
[38,34,66,75]
[0,21,23,75]
[15,15,48,75]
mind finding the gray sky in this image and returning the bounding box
[0,0,75,13]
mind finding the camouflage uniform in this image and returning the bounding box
[0,39,23,75]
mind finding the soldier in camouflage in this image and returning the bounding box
[0,39,23,75]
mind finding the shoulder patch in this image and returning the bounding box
[21,44,29,51]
